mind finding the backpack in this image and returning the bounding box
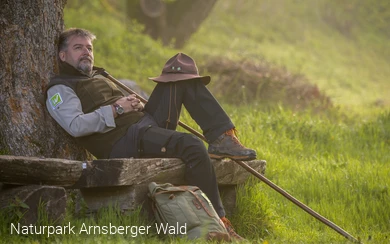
[148,182,231,241]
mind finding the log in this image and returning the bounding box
[0,155,266,188]
[0,155,83,186]
[0,185,66,225]
[72,158,266,188]
[74,159,266,215]
[0,155,266,216]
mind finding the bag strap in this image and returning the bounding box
[149,182,199,196]
[187,190,214,217]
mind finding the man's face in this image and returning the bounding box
[59,36,94,74]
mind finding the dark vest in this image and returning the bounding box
[47,62,144,158]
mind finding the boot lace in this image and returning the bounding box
[225,128,244,148]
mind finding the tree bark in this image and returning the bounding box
[0,0,89,159]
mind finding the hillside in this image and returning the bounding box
[185,0,390,114]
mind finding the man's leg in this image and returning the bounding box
[144,79,256,160]
[144,80,232,141]
[139,125,226,218]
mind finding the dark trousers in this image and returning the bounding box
[111,79,234,217]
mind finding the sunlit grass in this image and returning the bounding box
[225,106,389,243]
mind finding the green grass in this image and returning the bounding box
[224,106,390,243]
[2,0,389,243]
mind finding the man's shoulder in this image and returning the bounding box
[48,74,82,91]
[50,73,82,81]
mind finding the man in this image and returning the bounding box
[46,28,256,240]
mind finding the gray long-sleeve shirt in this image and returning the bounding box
[46,84,116,137]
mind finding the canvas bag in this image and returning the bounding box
[148,182,231,241]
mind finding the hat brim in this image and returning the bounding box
[149,74,211,85]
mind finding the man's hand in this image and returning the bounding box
[127,95,144,111]
[113,95,144,117]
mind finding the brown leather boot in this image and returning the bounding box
[221,217,246,241]
[208,128,256,161]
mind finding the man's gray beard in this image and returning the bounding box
[78,61,93,75]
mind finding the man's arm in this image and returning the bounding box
[46,84,116,137]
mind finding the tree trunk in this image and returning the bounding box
[162,0,218,48]
[0,0,89,160]
[127,0,218,48]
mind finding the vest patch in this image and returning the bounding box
[49,93,63,110]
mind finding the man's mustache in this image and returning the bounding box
[79,56,93,62]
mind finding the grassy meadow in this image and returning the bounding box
[1,0,389,243]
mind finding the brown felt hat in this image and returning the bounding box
[149,53,211,85]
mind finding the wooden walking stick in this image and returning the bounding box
[101,71,361,243]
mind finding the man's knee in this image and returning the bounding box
[178,133,213,170]
[180,134,207,154]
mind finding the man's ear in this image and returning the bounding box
[59,51,66,61]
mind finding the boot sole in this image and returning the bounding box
[208,153,256,161]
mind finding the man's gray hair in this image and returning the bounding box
[58,28,96,52]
